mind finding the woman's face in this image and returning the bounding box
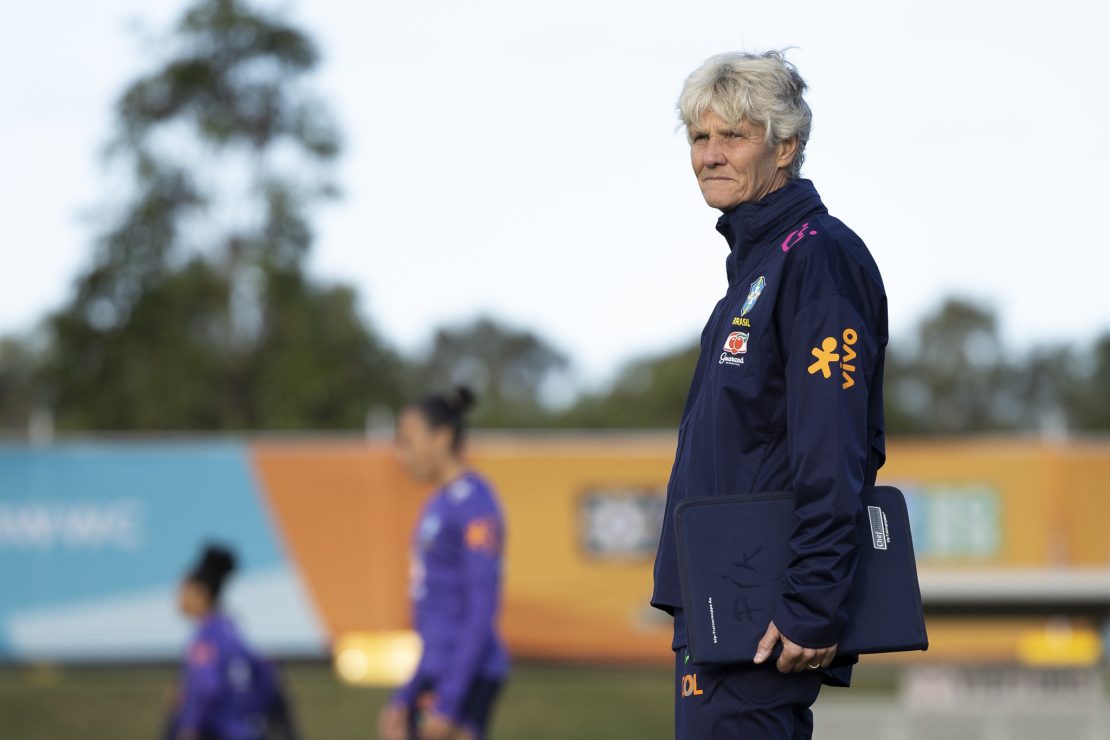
[395,408,453,483]
[178,579,211,620]
[689,111,798,210]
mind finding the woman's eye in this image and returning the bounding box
[693,134,708,142]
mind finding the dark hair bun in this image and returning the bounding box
[199,545,236,579]
[411,387,476,452]
[449,385,476,414]
[188,543,237,601]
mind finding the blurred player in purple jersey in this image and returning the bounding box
[378,387,509,740]
[166,545,299,740]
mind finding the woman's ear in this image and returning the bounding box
[434,424,455,455]
[775,136,799,170]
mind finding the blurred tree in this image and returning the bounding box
[40,0,402,430]
[1007,345,1074,435]
[563,298,1101,436]
[415,317,570,427]
[0,336,40,430]
[883,299,1015,434]
[556,343,698,429]
[882,298,1086,435]
[1066,333,1110,431]
[883,297,1016,430]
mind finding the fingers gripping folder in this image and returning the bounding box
[674,486,929,665]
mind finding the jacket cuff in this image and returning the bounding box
[771,597,844,648]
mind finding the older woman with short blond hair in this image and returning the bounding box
[651,50,889,739]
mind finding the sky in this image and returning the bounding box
[2,0,1108,389]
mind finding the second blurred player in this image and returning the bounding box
[378,387,509,740]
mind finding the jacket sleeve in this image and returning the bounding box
[432,508,503,722]
[771,292,876,648]
[176,639,221,733]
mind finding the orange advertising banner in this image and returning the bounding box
[249,435,1110,667]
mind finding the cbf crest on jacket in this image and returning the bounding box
[651,178,888,687]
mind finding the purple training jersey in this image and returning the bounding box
[393,471,509,722]
[172,613,282,740]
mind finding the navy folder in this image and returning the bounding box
[674,486,928,665]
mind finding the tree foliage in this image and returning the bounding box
[0,337,40,429]
[1067,334,1110,432]
[36,0,402,431]
[556,345,699,429]
[557,298,1110,435]
[2,0,1108,436]
[883,299,1016,434]
[414,317,570,427]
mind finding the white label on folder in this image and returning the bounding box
[708,596,719,643]
[868,505,888,550]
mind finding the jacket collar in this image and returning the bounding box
[715,178,827,284]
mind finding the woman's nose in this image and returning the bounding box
[701,138,727,165]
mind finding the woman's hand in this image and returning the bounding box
[753,620,838,673]
[419,711,462,740]
[377,703,409,740]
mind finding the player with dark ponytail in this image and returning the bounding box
[167,544,299,740]
[379,387,509,740]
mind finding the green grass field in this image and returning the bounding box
[0,661,681,740]
[8,661,1105,740]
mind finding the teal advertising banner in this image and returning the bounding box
[0,442,325,661]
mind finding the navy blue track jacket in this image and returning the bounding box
[651,178,887,687]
